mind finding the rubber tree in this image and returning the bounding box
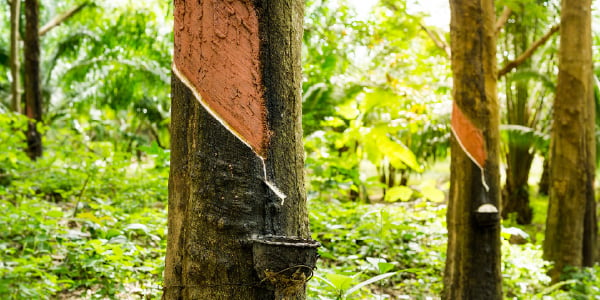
[24,0,43,159]
[163,1,317,299]
[421,4,558,220]
[543,0,596,282]
[12,1,90,158]
[10,0,21,113]
[443,0,502,298]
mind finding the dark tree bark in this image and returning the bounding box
[543,0,596,282]
[24,0,43,159]
[164,1,315,299]
[443,0,502,299]
[538,156,550,195]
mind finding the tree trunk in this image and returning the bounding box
[538,156,550,195]
[164,1,315,299]
[502,143,534,224]
[10,0,21,113]
[543,0,596,282]
[24,0,43,159]
[443,0,502,299]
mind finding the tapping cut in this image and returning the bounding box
[173,0,268,157]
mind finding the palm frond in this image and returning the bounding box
[500,124,550,154]
[45,30,100,83]
[507,69,556,91]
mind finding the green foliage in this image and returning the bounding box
[307,200,447,299]
[314,271,397,299]
[384,186,413,202]
[0,122,167,299]
[38,1,172,151]
[0,3,172,295]
[553,266,600,298]
[0,113,30,178]
[500,124,550,154]
[302,0,371,135]
[526,266,600,299]
[302,0,451,202]
[306,192,596,299]
[304,84,450,202]
[501,238,552,297]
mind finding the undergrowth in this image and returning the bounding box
[0,113,168,299]
[1,113,600,299]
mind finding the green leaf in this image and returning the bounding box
[321,116,346,128]
[377,262,395,274]
[344,271,397,297]
[367,127,422,172]
[76,212,101,224]
[420,185,445,202]
[500,124,549,153]
[325,273,355,292]
[384,186,413,202]
[536,279,579,296]
[508,69,556,91]
[336,102,360,120]
[105,228,123,239]
[124,223,149,234]
[360,88,401,113]
[46,210,64,218]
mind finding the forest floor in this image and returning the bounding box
[1,147,599,299]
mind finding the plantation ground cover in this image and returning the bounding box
[1,124,600,299]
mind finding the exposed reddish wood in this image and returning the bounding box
[451,102,486,169]
[173,0,267,156]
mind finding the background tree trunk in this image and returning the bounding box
[543,0,596,282]
[443,0,502,299]
[164,1,313,299]
[538,156,550,195]
[502,134,534,225]
[10,0,21,113]
[24,0,43,159]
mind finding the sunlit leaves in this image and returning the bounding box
[363,126,421,172]
[0,128,169,298]
[0,113,30,175]
[322,273,355,293]
[34,0,173,152]
[303,0,452,203]
[302,0,370,136]
[419,182,445,203]
[500,124,549,154]
[384,186,413,202]
[308,200,447,298]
